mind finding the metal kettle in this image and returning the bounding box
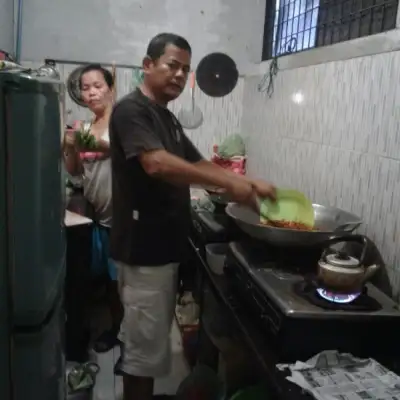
[36,59,60,79]
[317,235,380,292]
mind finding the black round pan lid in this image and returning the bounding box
[196,53,239,98]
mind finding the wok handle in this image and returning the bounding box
[321,234,368,266]
[335,221,362,232]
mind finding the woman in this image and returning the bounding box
[64,63,122,353]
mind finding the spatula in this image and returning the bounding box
[254,196,279,226]
[257,189,315,227]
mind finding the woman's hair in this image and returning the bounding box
[79,63,114,89]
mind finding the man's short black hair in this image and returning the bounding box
[79,63,114,89]
[146,33,191,60]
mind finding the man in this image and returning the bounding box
[109,33,275,400]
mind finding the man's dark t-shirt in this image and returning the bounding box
[109,89,203,266]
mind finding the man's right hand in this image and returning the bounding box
[64,129,77,149]
[225,178,255,205]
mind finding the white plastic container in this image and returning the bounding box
[205,243,228,275]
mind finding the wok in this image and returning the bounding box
[225,203,362,247]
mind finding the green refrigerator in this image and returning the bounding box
[0,69,66,399]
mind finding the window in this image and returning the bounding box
[262,0,399,60]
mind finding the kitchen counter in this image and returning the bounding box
[191,237,317,400]
[193,239,400,399]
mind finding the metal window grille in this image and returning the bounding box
[262,0,399,60]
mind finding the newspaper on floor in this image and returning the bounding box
[276,350,400,400]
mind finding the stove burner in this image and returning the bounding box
[316,288,360,304]
[293,279,382,311]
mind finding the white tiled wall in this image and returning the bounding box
[242,50,400,297]
[23,61,244,158]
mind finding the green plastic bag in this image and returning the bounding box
[217,134,246,159]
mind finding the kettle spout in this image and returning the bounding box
[363,264,380,282]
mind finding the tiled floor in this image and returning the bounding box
[93,319,189,400]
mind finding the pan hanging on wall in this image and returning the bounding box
[67,66,88,108]
[67,64,117,107]
[196,52,239,98]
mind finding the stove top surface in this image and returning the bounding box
[191,207,242,242]
[228,241,400,318]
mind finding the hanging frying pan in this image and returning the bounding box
[67,64,116,107]
[196,53,239,97]
[67,66,88,108]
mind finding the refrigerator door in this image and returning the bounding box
[13,296,65,400]
[0,71,66,326]
[0,78,11,400]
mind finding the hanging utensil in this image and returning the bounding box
[67,65,87,108]
[67,63,116,108]
[177,71,203,129]
[196,53,239,97]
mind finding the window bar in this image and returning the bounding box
[382,1,389,32]
[379,1,385,34]
[315,0,325,47]
[290,0,296,52]
[309,0,314,49]
[275,0,284,56]
[282,0,289,54]
[347,0,352,41]
[330,1,335,46]
[284,0,291,53]
[339,0,344,42]
[299,0,304,51]
[353,0,363,37]
[295,0,301,47]
[370,0,377,36]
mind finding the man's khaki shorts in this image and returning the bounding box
[114,261,179,378]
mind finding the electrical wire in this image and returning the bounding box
[257,36,298,98]
[257,57,279,98]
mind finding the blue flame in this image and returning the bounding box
[316,288,360,304]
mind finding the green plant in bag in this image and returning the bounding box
[75,125,97,150]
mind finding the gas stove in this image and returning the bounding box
[225,240,400,363]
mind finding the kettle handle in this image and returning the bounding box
[322,234,368,266]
